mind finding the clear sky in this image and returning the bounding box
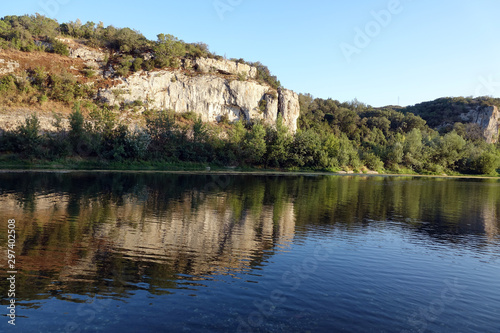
[2,0,500,106]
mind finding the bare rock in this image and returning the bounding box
[0,58,20,75]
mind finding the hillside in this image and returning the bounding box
[403,97,500,144]
[0,14,499,176]
[0,15,300,131]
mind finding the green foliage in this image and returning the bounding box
[16,114,41,158]
[145,109,177,157]
[289,129,322,168]
[473,151,500,175]
[251,61,281,89]
[362,152,384,171]
[153,34,185,68]
[49,72,89,103]
[126,127,151,159]
[405,96,500,128]
[69,103,85,152]
[193,117,208,143]
[243,123,267,164]
[237,72,247,81]
[265,115,291,167]
[258,99,267,112]
[50,38,69,56]
[115,55,134,77]
[82,68,96,78]
[0,102,498,175]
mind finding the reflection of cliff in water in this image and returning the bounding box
[0,173,296,300]
[0,172,499,302]
[58,192,296,282]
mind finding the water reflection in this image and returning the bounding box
[0,172,499,305]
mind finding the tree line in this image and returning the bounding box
[0,99,498,175]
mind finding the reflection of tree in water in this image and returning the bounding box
[0,173,498,303]
[293,176,500,245]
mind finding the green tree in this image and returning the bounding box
[16,113,41,158]
[154,34,186,68]
[69,103,85,152]
[266,115,291,167]
[243,123,266,164]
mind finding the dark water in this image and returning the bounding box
[0,172,499,332]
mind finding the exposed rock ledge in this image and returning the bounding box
[0,58,20,75]
[184,58,258,79]
[99,70,300,132]
[459,105,500,143]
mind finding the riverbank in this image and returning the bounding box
[0,159,498,180]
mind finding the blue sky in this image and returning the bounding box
[2,0,500,106]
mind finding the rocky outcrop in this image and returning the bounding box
[0,39,300,133]
[0,108,69,132]
[459,105,500,143]
[99,68,300,132]
[184,58,257,79]
[278,88,300,131]
[0,58,19,75]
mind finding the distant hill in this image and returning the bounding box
[403,97,500,143]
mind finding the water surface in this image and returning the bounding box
[0,172,499,332]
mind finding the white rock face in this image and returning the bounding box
[0,58,20,75]
[460,105,500,143]
[184,58,257,79]
[99,69,300,132]
[66,42,107,71]
[278,88,300,131]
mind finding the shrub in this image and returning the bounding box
[126,127,151,159]
[51,38,69,56]
[473,152,500,175]
[69,103,85,151]
[258,99,267,112]
[39,94,48,104]
[16,114,41,158]
[237,72,247,81]
[362,152,384,171]
[153,34,185,68]
[82,68,96,78]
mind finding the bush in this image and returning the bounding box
[258,99,267,112]
[126,127,151,159]
[16,114,41,158]
[362,152,384,171]
[83,68,96,78]
[69,103,85,151]
[153,34,185,69]
[53,40,69,56]
[473,152,500,175]
[237,72,247,81]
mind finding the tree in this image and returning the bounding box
[69,103,85,151]
[266,115,291,167]
[16,114,41,158]
[434,131,466,169]
[243,123,267,164]
[154,34,185,68]
[289,129,322,167]
[473,151,500,175]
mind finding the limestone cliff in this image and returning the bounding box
[62,42,300,131]
[458,105,500,144]
[406,98,500,144]
[98,62,300,132]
